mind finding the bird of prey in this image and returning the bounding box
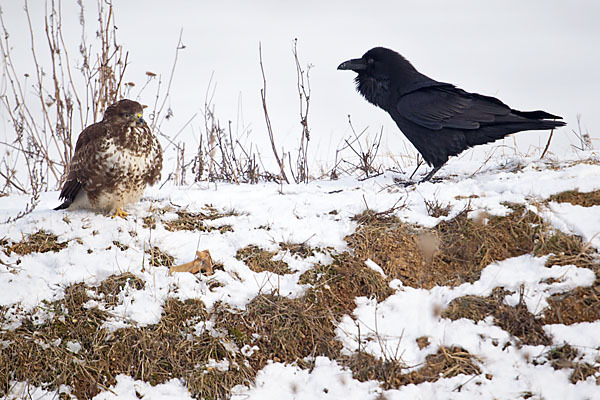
[338,47,565,181]
[55,99,163,217]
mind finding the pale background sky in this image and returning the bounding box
[2,0,599,175]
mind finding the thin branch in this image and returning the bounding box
[259,42,288,184]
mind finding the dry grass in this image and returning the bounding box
[95,273,145,307]
[443,288,551,346]
[346,205,597,290]
[0,237,396,399]
[299,252,394,314]
[146,246,175,268]
[543,278,600,325]
[279,241,322,258]
[1,197,598,397]
[424,198,451,218]
[547,190,600,207]
[3,230,68,256]
[534,344,600,384]
[236,245,291,274]
[345,346,481,389]
[214,294,341,370]
[0,283,254,399]
[164,209,234,233]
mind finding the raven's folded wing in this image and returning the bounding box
[397,86,511,130]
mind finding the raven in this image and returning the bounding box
[338,47,565,181]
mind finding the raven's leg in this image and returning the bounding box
[420,165,442,183]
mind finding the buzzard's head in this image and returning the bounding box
[103,99,146,126]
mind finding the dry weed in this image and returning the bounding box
[547,190,600,207]
[543,279,600,325]
[236,245,291,274]
[4,231,68,256]
[347,205,597,290]
[164,210,234,233]
[214,294,341,371]
[0,284,254,399]
[146,246,175,267]
[344,346,480,389]
[443,288,551,345]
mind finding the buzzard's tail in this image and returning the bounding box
[54,200,72,210]
[54,179,82,211]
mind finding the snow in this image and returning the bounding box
[92,375,195,400]
[1,154,600,398]
[230,357,382,400]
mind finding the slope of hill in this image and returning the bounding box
[1,154,599,399]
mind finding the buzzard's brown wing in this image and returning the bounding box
[144,134,163,186]
[55,121,109,208]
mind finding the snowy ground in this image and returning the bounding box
[1,152,600,399]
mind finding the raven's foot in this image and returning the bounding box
[393,177,417,187]
[420,165,442,183]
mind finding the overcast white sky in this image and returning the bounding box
[2,0,599,171]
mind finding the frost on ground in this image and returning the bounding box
[1,154,600,399]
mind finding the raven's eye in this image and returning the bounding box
[367,58,374,65]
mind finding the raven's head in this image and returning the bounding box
[338,47,424,108]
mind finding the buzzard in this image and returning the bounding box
[55,99,163,218]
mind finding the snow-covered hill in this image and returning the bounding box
[1,154,599,399]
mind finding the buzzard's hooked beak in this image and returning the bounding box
[136,112,144,124]
[337,58,368,72]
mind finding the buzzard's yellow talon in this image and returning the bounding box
[113,207,129,219]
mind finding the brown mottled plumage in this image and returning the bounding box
[55,99,163,217]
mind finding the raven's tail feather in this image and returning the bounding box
[466,118,565,148]
[511,109,563,120]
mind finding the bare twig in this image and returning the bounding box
[539,128,555,159]
[292,39,311,183]
[259,42,289,184]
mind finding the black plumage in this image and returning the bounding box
[338,47,565,181]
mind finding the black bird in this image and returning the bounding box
[338,47,565,181]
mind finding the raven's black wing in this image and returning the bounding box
[396,85,512,130]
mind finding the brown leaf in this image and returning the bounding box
[169,250,214,275]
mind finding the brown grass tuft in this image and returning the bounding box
[0,284,254,399]
[547,190,600,207]
[570,362,600,384]
[300,253,394,314]
[344,346,480,389]
[279,241,320,258]
[543,278,600,325]
[424,198,451,218]
[345,212,429,287]
[346,205,597,290]
[401,346,481,385]
[236,245,291,274]
[4,230,68,256]
[164,208,235,233]
[535,344,600,384]
[214,294,341,370]
[146,246,175,267]
[430,207,543,287]
[95,273,145,307]
[443,288,551,346]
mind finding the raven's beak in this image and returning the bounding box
[337,58,368,71]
